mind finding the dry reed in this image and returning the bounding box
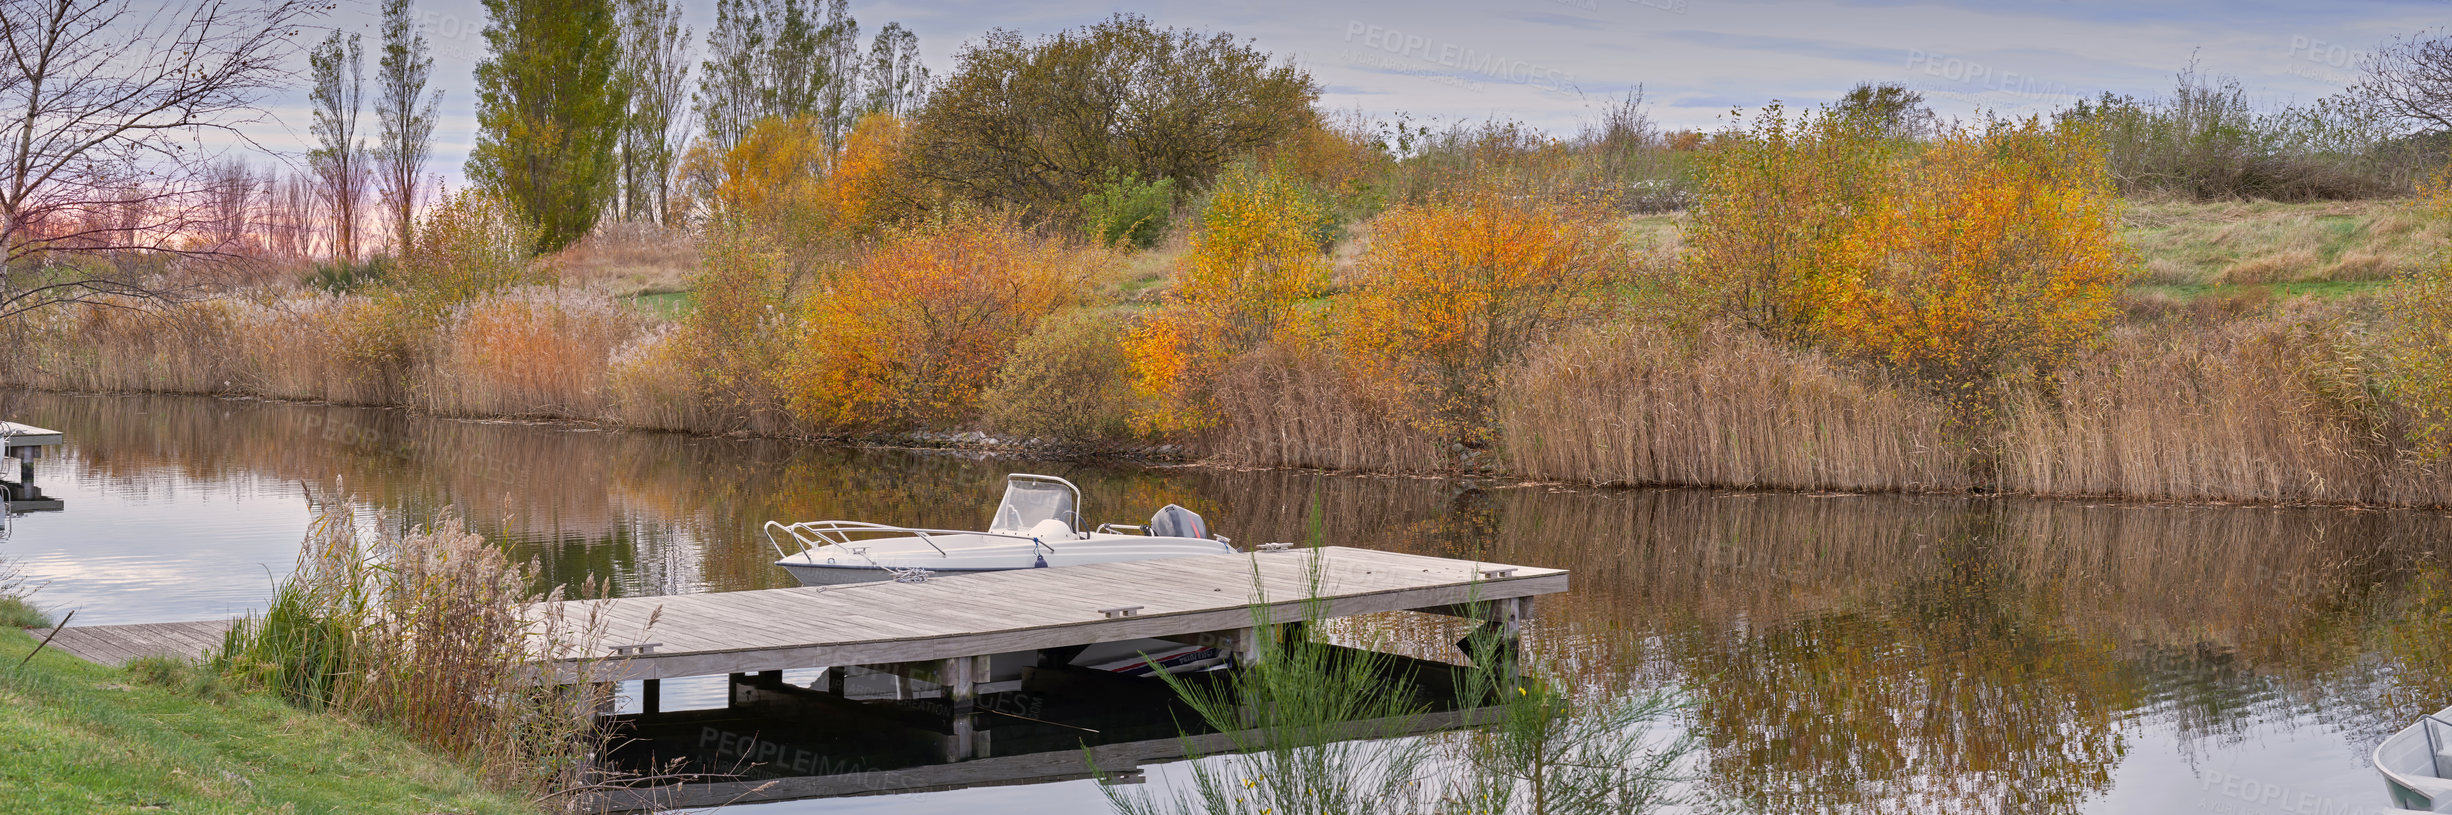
[218,502,611,803]
[1207,343,1445,473]
[1997,310,2450,505]
[1499,325,1972,492]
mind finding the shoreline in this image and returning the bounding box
[21,386,2451,513]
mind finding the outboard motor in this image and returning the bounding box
[1147,504,1208,539]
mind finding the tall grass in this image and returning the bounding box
[1104,546,1690,815]
[1500,325,1971,492]
[1207,343,1444,473]
[217,502,609,802]
[1997,310,2450,505]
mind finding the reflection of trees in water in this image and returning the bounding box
[36,391,2452,812]
[1675,509,2129,815]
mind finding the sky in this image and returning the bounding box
[247,0,2451,185]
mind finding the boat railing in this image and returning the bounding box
[763,520,1060,561]
[2426,713,2452,780]
[1095,523,1147,535]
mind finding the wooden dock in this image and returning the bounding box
[549,545,1562,685]
[40,546,1564,692]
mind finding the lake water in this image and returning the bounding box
[7,391,2448,815]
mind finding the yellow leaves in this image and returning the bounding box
[1687,110,2131,401]
[2382,165,2452,458]
[1340,191,1624,447]
[1126,166,1330,435]
[784,212,1098,431]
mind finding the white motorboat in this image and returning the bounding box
[2379,703,2452,812]
[766,473,1235,585]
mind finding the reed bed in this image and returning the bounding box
[1997,313,2451,506]
[1499,325,1973,493]
[1207,344,1446,474]
[216,503,611,804]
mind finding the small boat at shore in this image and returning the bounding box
[766,473,1235,585]
[2377,703,2452,812]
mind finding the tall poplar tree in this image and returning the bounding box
[467,0,627,253]
[617,0,691,224]
[309,32,367,262]
[375,0,440,253]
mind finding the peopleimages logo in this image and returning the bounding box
[1341,21,1577,94]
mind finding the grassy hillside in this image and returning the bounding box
[0,619,532,814]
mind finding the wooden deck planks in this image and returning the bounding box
[40,620,231,667]
[38,547,1565,684]
[558,547,1565,683]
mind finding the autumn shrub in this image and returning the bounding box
[1339,191,1626,452]
[2383,168,2452,459]
[678,222,796,432]
[1125,166,1330,435]
[981,308,1137,444]
[348,190,541,389]
[1080,174,1177,249]
[785,212,1097,431]
[829,113,924,239]
[1686,111,2131,434]
[1680,104,1909,342]
[1813,118,2130,398]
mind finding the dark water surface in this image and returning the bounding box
[8,391,2449,815]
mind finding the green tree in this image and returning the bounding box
[375,0,440,253]
[467,0,628,253]
[910,13,1318,215]
[1834,81,1933,138]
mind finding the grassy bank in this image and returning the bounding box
[0,622,532,813]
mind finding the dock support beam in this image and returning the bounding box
[641,679,660,714]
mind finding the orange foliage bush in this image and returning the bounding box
[1687,110,2130,410]
[829,113,922,238]
[1125,167,1330,434]
[1339,192,1626,448]
[786,213,1099,430]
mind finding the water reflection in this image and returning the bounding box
[10,391,2451,814]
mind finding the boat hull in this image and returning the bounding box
[772,532,1234,587]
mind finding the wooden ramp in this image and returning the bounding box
[42,619,232,667]
[36,547,1567,687]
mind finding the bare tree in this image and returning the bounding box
[374,0,438,254]
[309,30,367,263]
[0,0,318,320]
[203,158,260,252]
[2353,28,2452,133]
[266,170,320,260]
[617,0,690,224]
[861,21,927,118]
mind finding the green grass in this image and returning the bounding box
[2128,280,2394,301]
[624,289,695,320]
[0,626,532,814]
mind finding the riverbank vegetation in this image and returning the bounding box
[7,6,2452,506]
[0,555,536,813]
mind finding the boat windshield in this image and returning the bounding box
[989,476,1078,534]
